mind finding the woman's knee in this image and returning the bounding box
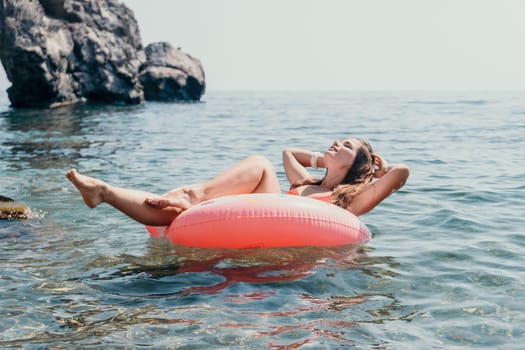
[244,155,280,192]
[245,155,274,172]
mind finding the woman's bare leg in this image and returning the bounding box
[201,154,281,196]
[67,155,281,223]
[66,169,183,226]
[145,155,281,209]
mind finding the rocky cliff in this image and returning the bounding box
[0,0,205,108]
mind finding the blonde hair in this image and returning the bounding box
[291,139,375,208]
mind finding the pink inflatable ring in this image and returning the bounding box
[146,193,371,249]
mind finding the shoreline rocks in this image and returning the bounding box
[0,195,32,220]
[0,0,205,108]
[140,42,205,102]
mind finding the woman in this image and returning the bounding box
[66,137,409,226]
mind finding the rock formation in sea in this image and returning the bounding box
[0,195,32,220]
[140,42,206,102]
[0,0,205,108]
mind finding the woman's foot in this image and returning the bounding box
[66,169,106,208]
[145,186,204,210]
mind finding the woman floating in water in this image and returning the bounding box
[66,137,409,226]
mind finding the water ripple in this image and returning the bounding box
[1,91,524,348]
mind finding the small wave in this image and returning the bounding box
[30,208,47,219]
[455,100,488,105]
[408,99,489,106]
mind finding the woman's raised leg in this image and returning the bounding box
[145,155,281,209]
[67,155,281,223]
[66,169,183,226]
[201,154,281,197]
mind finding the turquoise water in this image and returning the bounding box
[1,91,524,348]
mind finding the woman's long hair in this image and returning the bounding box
[291,139,375,208]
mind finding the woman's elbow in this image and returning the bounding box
[396,164,410,189]
[282,147,297,156]
[282,148,292,161]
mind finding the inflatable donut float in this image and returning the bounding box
[146,193,370,249]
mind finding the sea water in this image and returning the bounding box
[0,90,524,348]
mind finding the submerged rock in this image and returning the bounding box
[0,195,32,220]
[0,0,205,108]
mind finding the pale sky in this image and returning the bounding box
[1,0,525,93]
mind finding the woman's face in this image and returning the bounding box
[325,138,362,169]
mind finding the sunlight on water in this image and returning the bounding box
[1,91,524,348]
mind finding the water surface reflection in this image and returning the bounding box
[1,104,140,170]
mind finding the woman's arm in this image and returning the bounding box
[282,148,325,185]
[347,155,409,216]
